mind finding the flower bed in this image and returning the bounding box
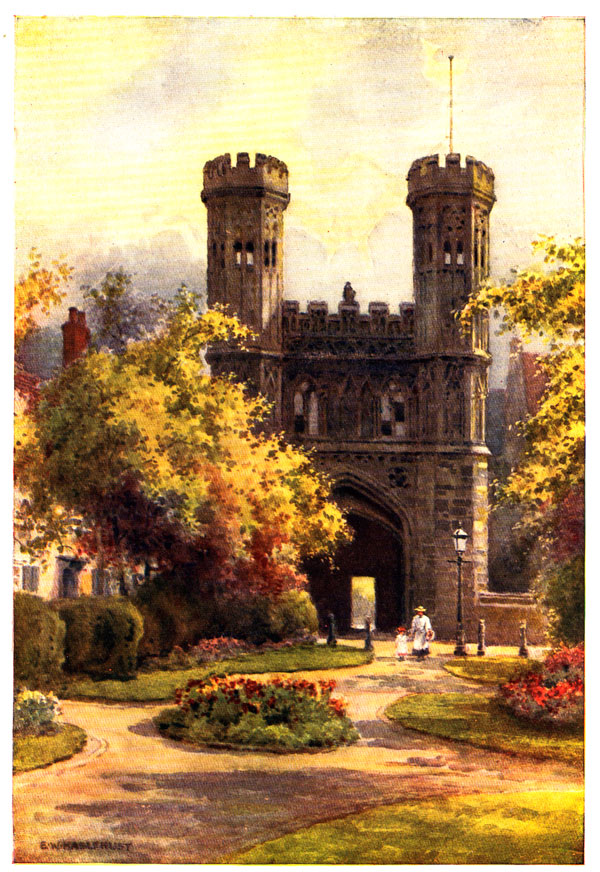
[14,688,61,736]
[154,675,359,751]
[499,644,584,725]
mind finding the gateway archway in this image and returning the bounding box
[306,504,407,634]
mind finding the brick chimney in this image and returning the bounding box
[62,307,90,367]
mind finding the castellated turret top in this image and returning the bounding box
[406,153,495,207]
[201,152,290,204]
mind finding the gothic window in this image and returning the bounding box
[481,230,487,273]
[272,241,277,267]
[444,240,452,265]
[457,241,464,265]
[473,373,487,441]
[220,242,225,270]
[234,240,242,267]
[293,390,305,433]
[293,382,318,436]
[421,372,435,439]
[444,368,465,440]
[381,382,406,438]
[245,241,254,267]
[428,242,433,263]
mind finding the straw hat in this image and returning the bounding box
[414,605,426,613]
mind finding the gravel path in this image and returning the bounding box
[13,642,582,863]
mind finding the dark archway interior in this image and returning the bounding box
[305,512,405,633]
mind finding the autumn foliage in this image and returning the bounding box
[14,289,349,603]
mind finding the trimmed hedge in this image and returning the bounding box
[14,593,66,689]
[56,596,143,678]
[136,575,320,656]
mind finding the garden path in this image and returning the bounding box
[13,641,582,864]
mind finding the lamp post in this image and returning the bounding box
[452,525,468,656]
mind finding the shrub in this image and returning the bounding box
[14,593,66,688]
[499,643,584,725]
[155,674,359,750]
[13,688,60,736]
[541,555,584,645]
[56,596,143,678]
[135,575,218,658]
[267,590,319,641]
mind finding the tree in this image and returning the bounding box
[82,269,170,353]
[15,248,72,351]
[462,237,584,642]
[14,289,350,599]
[462,236,584,517]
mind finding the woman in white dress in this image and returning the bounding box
[409,606,434,661]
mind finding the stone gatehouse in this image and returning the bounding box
[202,148,510,640]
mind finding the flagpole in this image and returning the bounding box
[448,54,454,153]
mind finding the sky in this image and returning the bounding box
[14,16,585,382]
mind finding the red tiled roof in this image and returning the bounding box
[520,352,548,415]
[14,367,41,408]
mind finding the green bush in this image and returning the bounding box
[14,593,66,688]
[56,596,143,678]
[542,556,584,645]
[14,688,60,735]
[216,592,273,645]
[267,590,319,640]
[135,575,218,658]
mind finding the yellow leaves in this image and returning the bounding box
[15,248,72,349]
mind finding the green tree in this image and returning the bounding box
[462,237,584,642]
[462,236,584,517]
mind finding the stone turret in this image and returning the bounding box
[201,153,290,350]
[406,153,495,355]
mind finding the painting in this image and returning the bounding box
[13,15,584,865]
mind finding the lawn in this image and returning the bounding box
[13,724,87,773]
[227,790,583,864]
[385,692,583,765]
[444,656,541,685]
[62,644,373,702]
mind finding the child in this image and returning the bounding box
[395,626,408,661]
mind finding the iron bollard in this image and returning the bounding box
[477,618,486,656]
[326,612,337,647]
[518,620,529,658]
[364,618,373,651]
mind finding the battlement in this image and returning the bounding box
[282,293,414,340]
[202,152,289,202]
[406,153,495,206]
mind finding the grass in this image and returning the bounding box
[385,692,583,765]
[444,656,541,685]
[226,790,583,865]
[62,644,373,702]
[13,723,87,773]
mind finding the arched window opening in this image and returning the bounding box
[456,241,464,265]
[293,391,305,433]
[264,240,270,267]
[381,383,406,439]
[444,240,452,265]
[481,230,487,272]
[428,242,433,263]
[271,241,277,267]
[234,240,242,267]
[245,241,254,267]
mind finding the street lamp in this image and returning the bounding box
[452,525,468,656]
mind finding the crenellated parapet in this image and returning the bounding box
[406,153,495,207]
[201,152,290,204]
[282,286,414,355]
